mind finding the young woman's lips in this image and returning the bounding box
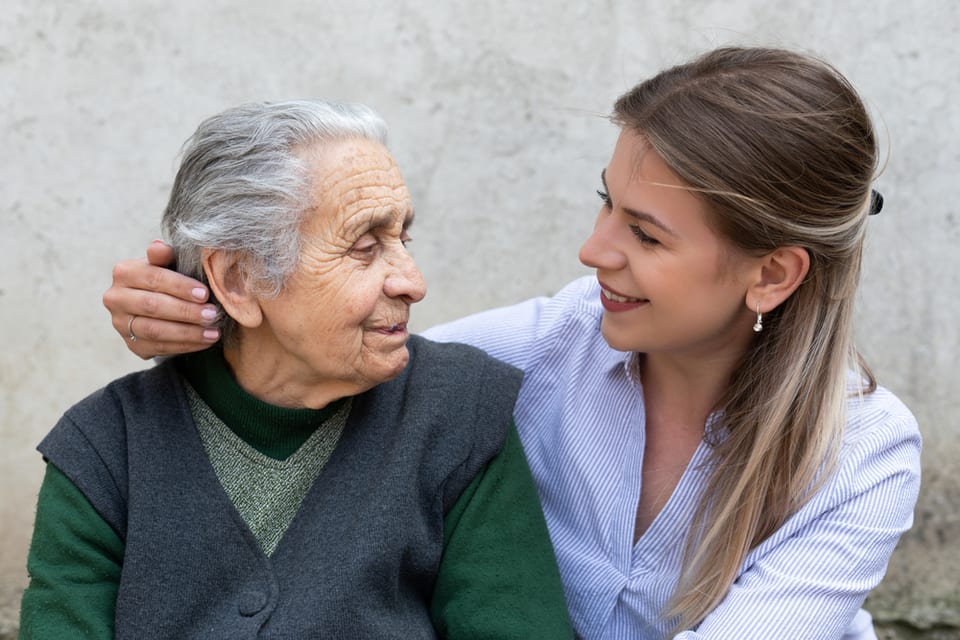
[598,282,648,312]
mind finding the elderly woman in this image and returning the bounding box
[19,101,573,638]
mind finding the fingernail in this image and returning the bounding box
[202,329,220,341]
[191,287,207,301]
[200,307,218,321]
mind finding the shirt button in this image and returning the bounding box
[238,590,268,616]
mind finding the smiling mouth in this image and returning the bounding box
[602,289,644,303]
[598,282,649,312]
[599,281,647,303]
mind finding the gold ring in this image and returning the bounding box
[127,315,138,342]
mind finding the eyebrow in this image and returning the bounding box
[601,169,679,238]
[359,208,415,233]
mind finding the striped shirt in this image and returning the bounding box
[423,276,921,640]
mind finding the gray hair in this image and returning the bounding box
[161,99,388,337]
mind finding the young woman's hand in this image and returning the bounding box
[103,241,221,359]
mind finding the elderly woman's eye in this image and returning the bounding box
[401,233,413,247]
[351,236,378,255]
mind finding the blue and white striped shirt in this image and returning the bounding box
[423,276,921,640]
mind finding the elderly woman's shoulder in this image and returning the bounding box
[398,336,525,414]
[406,334,522,377]
[39,361,185,503]
[56,360,183,434]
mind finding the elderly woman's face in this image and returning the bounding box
[247,138,426,406]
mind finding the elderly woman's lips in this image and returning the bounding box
[376,322,408,335]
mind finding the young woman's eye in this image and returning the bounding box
[596,189,612,209]
[630,225,660,246]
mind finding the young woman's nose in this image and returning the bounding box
[579,210,627,271]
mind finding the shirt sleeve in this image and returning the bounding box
[430,422,574,639]
[19,463,123,640]
[672,411,921,640]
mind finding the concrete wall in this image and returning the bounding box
[2,0,957,636]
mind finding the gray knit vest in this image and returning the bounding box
[39,336,522,639]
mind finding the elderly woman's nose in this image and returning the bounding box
[385,252,427,302]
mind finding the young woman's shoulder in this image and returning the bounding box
[842,384,920,451]
[830,383,922,508]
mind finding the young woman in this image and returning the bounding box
[99,47,921,638]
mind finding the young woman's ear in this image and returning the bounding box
[747,246,810,313]
[201,249,264,328]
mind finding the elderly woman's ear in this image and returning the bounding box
[201,248,264,329]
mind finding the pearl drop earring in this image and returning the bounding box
[753,304,763,333]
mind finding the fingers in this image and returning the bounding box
[110,255,210,305]
[107,290,221,359]
[104,247,221,359]
[123,315,220,360]
[106,286,220,328]
[105,263,219,322]
[145,240,176,267]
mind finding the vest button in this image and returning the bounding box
[237,590,268,616]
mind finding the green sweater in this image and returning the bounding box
[20,348,573,638]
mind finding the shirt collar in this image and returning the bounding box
[600,345,641,385]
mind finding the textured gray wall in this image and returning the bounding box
[2,0,957,636]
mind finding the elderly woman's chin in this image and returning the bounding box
[364,327,414,384]
[219,317,416,410]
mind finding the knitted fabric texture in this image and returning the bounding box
[36,337,526,637]
[187,383,350,556]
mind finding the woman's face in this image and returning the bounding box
[243,138,426,406]
[578,129,759,362]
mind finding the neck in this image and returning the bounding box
[224,335,356,410]
[176,345,340,459]
[639,347,743,430]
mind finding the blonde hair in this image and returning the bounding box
[613,47,879,629]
